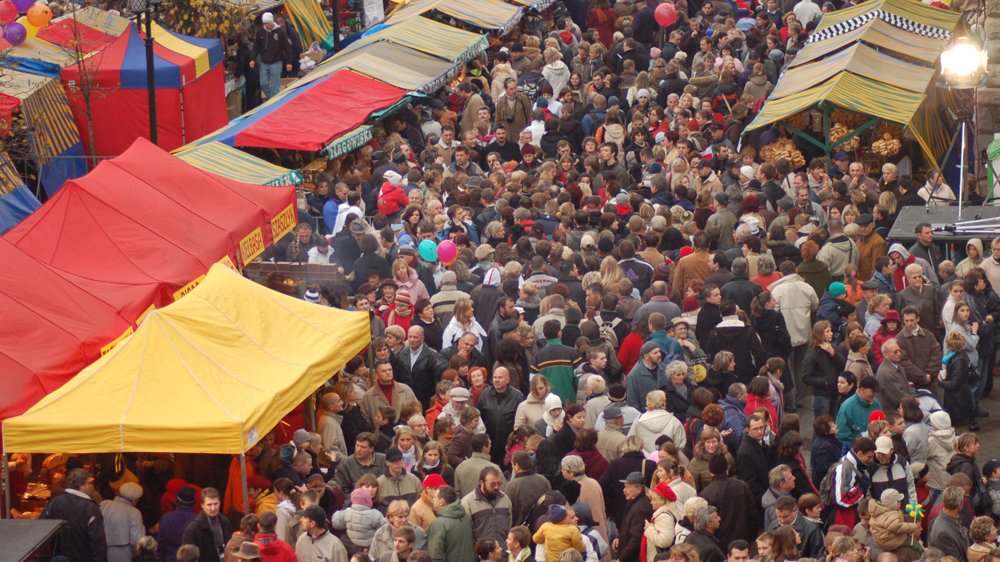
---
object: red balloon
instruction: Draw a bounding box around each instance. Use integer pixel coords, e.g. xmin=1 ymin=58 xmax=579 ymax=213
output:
xmin=0 ymin=1 xmax=17 ymax=24
xmin=655 ymin=2 xmax=677 ymax=27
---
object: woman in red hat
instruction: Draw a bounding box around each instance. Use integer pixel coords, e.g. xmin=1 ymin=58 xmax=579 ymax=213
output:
xmin=641 ymin=481 xmax=680 ymax=562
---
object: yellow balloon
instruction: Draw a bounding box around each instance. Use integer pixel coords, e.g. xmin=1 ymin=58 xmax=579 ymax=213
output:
xmin=16 ymin=16 xmax=37 ymax=40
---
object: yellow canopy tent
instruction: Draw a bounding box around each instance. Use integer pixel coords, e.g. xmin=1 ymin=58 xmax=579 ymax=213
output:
xmin=744 ymin=0 xmax=961 ymax=165
xmin=2 ymin=263 xmax=370 ymax=508
xmin=387 ymin=0 xmax=523 ymax=34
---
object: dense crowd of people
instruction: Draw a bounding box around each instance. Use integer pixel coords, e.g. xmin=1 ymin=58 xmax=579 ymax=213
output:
xmin=9 ymin=0 xmax=994 ymax=561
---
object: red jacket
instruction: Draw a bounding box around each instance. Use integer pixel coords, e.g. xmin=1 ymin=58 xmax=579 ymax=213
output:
xmin=618 ymin=332 xmax=645 ymax=376
xmin=254 ymin=533 xmax=297 ymax=562
xmin=744 ymin=394 xmax=777 ymax=432
xmin=377 ymin=181 xmax=408 ymax=216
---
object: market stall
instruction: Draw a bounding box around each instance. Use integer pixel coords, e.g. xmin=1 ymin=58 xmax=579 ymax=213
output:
xmin=192 ymin=69 xmax=412 ymax=154
xmin=57 ymin=19 xmax=227 ymax=156
xmin=2 ymin=263 xmax=371 ymax=511
xmin=284 ymin=0 xmax=334 ymax=48
xmin=173 ymin=141 xmax=302 ymax=186
xmin=743 ymin=0 xmax=962 ymax=167
xmin=4 ymin=137 xmax=296 ymax=312
xmin=0 ymin=151 xmax=40 ymax=235
xmin=305 ymin=41 xmax=461 ymax=92
xmin=0 ymin=236 xmax=145 ymax=421
xmin=0 ymin=68 xmax=88 ymax=198
xmin=386 ymin=0 xmax=523 ymax=34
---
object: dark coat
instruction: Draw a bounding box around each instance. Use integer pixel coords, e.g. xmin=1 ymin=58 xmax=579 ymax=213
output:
xmin=721 ymin=276 xmax=762 ymax=316
xmin=701 ymin=475 xmax=758 ymax=546
xmin=695 ymin=302 xmax=722 ymax=345
xmin=598 ymin=451 xmax=656 ymax=527
xmin=181 ymin=511 xmax=233 ymax=562
xmin=158 ymin=506 xmax=197 ymax=562
xmin=618 ymin=495 xmax=654 ymax=562
xmin=940 ymin=351 xmax=975 ymax=426
xmin=810 ymin=434 xmax=843 ymax=486
xmin=737 ymin=435 xmax=772 ymax=501
xmin=752 ymin=309 xmax=792 ymax=359
xmin=665 ymin=382 xmax=695 ymax=422
xmin=42 ymin=490 xmax=107 ymax=562
xmin=505 ymin=470 xmax=552 ymax=527
xmin=479 ymin=386 xmax=526 ymax=465
xmin=395 ymin=345 xmax=440 ymax=407
xmin=704 ymin=322 xmax=768 ymax=385
xmin=801 ymin=345 xmax=847 ymax=401
xmin=685 ymin=529 xmax=725 ymax=562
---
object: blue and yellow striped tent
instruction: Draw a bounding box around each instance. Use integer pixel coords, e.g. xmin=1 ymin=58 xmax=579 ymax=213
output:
xmin=0 ymin=150 xmax=40 ymax=235
xmin=745 ymin=0 xmax=962 ymax=164
xmin=0 ymin=68 xmax=88 ymax=198
xmin=173 ymin=142 xmax=302 ymax=186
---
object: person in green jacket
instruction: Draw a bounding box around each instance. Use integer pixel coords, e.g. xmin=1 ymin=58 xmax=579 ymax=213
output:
xmin=427 ymin=486 xmax=475 ymax=562
xmin=835 ymin=376 xmax=883 ymax=445
xmin=531 ymin=320 xmax=582 ymax=405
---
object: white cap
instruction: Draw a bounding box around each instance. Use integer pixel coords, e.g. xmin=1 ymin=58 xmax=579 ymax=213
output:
xmin=740 ymin=165 xmax=755 ymax=179
xmin=875 ymin=435 xmax=893 ymax=455
xmin=262 ymin=12 xmax=275 ymax=23
xmin=383 ymin=170 xmax=403 ymax=186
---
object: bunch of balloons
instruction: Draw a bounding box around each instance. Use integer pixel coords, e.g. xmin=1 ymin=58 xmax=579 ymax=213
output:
xmin=416 ymin=239 xmax=459 ymax=266
xmin=0 ymin=0 xmax=52 ymax=46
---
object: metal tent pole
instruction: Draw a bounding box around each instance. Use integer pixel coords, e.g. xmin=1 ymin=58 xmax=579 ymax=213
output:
xmin=959 ymin=119 xmax=967 ymax=221
xmin=240 ymin=453 xmax=249 ymax=516
xmin=3 ymin=452 xmax=10 ymax=518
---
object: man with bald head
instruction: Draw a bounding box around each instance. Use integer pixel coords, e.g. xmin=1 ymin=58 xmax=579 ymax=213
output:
xmin=317 ymin=391 xmax=347 ymax=467
xmin=478 ymin=366 xmax=525 ymax=465
xmin=400 ymin=325 xmax=440 ymax=407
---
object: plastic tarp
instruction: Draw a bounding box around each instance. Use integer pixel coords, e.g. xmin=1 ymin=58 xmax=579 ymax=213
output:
xmin=5 ymin=137 xmax=297 ymax=300
xmin=2 ymin=264 xmax=372 ymax=454
xmin=744 ymin=0 xmax=960 ymax=165
xmin=304 ymin=41 xmax=459 ymax=92
xmin=284 ymin=0 xmax=334 ymax=48
xmin=59 ymin=22 xmax=227 ymax=155
xmin=173 ymin=141 xmax=302 ymax=186
xmin=219 ymin=69 xmax=408 ymax=152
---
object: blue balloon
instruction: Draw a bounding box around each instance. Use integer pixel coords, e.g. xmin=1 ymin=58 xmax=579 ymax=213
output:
xmin=418 ymin=239 xmax=438 ymax=262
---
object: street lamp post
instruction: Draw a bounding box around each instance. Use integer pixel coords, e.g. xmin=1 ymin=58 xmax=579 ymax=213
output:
xmin=939 ymin=35 xmax=987 ymax=220
xmin=130 ymin=0 xmax=159 ymax=145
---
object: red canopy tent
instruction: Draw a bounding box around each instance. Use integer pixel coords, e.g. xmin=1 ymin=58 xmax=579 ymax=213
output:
xmin=0 ymin=138 xmax=297 ymax=420
xmin=202 ymin=69 xmax=410 ymax=152
xmin=55 ymin=21 xmax=227 ymax=156
xmin=0 ymin=237 xmax=138 ymax=420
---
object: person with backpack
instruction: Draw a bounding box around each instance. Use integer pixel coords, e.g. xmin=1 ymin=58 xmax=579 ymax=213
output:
xmin=822 ymin=436 xmax=876 ymax=529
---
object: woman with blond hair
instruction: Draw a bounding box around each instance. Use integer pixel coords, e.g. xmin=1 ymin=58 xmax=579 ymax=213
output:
xmin=369 ymin=500 xmax=427 ymax=559
xmin=440 ymin=297 xmax=487 ymax=351
xmin=598 ymin=254 xmax=625 ymax=291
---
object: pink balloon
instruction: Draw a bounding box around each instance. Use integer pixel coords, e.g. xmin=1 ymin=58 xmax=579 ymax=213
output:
xmin=0 ymin=1 xmax=17 ymax=24
xmin=655 ymin=2 xmax=677 ymax=27
xmin=438 ymin=240 xmax=457 ymax=265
